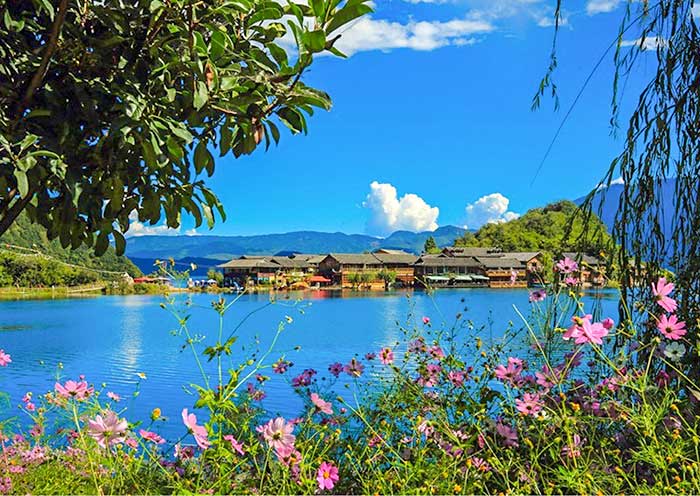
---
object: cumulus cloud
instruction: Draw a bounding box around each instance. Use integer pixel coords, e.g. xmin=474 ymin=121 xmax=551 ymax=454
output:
xmin=334 ymin=17 xmax=492 ymax=55
xmin=586 ymin=0 xmax=624 ymax=15
xmin=620 ymin=36 xmax=667 ymax=50
xmin=464 ymin=193 xmax=520 ymax=229
xmin=363 ymin=181 xmax=439 ymax=236
xmin=125 ymin=212 xmax=198 ymax=238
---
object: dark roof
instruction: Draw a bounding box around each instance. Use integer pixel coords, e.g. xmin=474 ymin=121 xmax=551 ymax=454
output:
xmin=323 ymin=253 xmax=383 ymax=265
xmin=269 ymin=257 xmax=312 ymax=269
xmin=496 ymin=252 xmax=542 ymax=262
xmin=475 ymin=257 xmax=524 ymax=269
xmin=374 ymin=249 xmax=413 ymax=255
xmin=561 ymin=252 xmax=605 ymax=266
xmin=442 ymin=247 xmax=499 ymax=257
xmin=218 ymin=258 xmax=278 ymax=269
xmin=415 ymin=256 xmax=483 ymax=268
xmin=372 ymin=253 xmax=418 ymax=265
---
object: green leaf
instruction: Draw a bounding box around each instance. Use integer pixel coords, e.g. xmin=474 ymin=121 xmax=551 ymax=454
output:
xmin=194 ymin=141 xmax=214 ymax=176
xmin=210 ymin=30 xmax=226 ymax=60
xmin=14 ymin=170 xmax=28 ymax=197
xmin=304 ymin=30 xmax=326 ymax=53
xmin=95 ymin=232 xmax=110 ymax=256
xmin=277 ymin=107 xmax=305 ymax=134
xmin=327 ymin=0 xmax=372 ymax=34
xmin=202 ymin=203 xmax=215 ymax=229
xmin=194 ymin=81 xmax=209 ymax=111
xmin=113 ymin=230 xmax=126 ymax=256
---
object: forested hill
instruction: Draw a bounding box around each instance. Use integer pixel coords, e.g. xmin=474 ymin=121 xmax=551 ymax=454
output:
xmin=0 ymin=213 xmax=141 ymax=278
xmin=453 ymin=201 xmax=613 ymax=254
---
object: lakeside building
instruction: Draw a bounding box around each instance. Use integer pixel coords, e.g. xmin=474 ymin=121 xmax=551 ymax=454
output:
xmin=217 ymin=248 xmax=607 ymax=290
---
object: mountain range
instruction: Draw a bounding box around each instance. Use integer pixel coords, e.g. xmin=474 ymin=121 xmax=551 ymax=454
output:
xmin=125 ymin=225 xmax=468 ymax=275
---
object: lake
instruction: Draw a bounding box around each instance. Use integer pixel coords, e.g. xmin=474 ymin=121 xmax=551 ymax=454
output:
xmin=0 ymin=288 xmax=619 ymax=440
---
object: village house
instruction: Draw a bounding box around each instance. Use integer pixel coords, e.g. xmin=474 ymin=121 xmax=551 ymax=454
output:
xmin=413 ymin=255 xmax=489 ymax=287
xmin=473 ymin=256 xmax=528 ymax=288
xmin=218 ymin=258 xmax=280 ymax=287
xmin=562 ymin=252 xmax=607 ymax=286
xmin=318 ymin=253 xmax=385 ymax=290
xmin=370 ymin=250 xmax=418 ymax=287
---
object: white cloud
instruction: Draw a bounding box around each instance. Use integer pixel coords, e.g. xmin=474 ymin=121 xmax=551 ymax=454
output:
xmin=335 ymin=17 xmax=492 ymax=55
xmin=464 ymin=193 xmax=520 ymax=229
xmin=693 ymin=4 xmax=700 ymax=18
xmin=586 ymin=0 xmax=624 ymax=15
xmin=363 ymin=181 xmax=439 ymax=236
xmin=125 ymin=212 xmax=198 ymax=237
xmin=620 ymin=36 xmax=666 ymax=50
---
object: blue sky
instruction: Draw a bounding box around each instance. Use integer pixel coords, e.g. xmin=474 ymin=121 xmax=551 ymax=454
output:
xmin=129 ymin=0 xmax=661 ymax=238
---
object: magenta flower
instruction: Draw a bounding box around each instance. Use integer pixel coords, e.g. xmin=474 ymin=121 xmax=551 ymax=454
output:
xmin=223 ymin=435 xmax=245 ymax=455
xmin=494 ymin=357 xmax=524 ymax=385
xmin=139 ymin=429 xmax=165 ymax=444
xmin=657 ymin=314 xmax=687 ymax=340
xmin=181 ymin=408 xmax=210 ymax=450
xmin=328 ymin=362 xmax=343 ymax=377
xmin=448 ymin=370 xmax=466 ymax=386
xmin=602 ymin=317 xmax=615 ymax=330
xmin=87 ymin=411 xmax=128 ymax=448
xmin=652 ymin=277 xmax=677 ymax=313
xmin=343 ymin=358 xmax=364 ymax=377
xmin=379 ymin=347 xmax=394 ymax=365
xmin=272 ymin=359 xmax=292 ymax=374
xmin=561 ymin=434 xmax=583 ymax=458
xmin=529 ymin=289 xmax=546 ymax=302
xmin=422 ymin=316 xmax=430 ymax=325
xmin=564 ymin=276 xmax=579 ymax=286
xmin=0 ymin=350 xmax=11 ymax=367
xmin=556 ymin=257 xmax=579 ymax=274
xmin=55 ymin=380 xmax=92 ymax=400
xmin=106 ymin=391 xmax=121 ymax=402
xmin=576 ymin=319 xmax=609 ymax=345
xmin=515 ymin=393 xmax=543 ymax=416
xmin=310 ymin=393 xmax=333 ymax=415
xmin=510 ymin=270 xmax=518 ymax=285
xmin=317 ymin=461 xmax=339 ymax=491
xmin=256 ymin=417 xmax=296 ymax=456
xmin=316 ymin=462 xmax=339 ymax=491
xmin=428 ymin=345 xmax=445 ymax=360
xmin=563 ymin=314 xmax=592 ymax=341
xmin=496 ymin=422 xmax=519 ymax=447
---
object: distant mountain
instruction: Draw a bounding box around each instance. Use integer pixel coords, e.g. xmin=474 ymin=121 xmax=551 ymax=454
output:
xmin=125 ymin=225 xmax=468 ymax=274
xmin=575 ymin=178 xmax=676 ymax=242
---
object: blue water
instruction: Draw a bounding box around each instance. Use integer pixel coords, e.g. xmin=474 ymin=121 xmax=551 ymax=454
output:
xmin=0 ymin=289 xmax=619 ymax=441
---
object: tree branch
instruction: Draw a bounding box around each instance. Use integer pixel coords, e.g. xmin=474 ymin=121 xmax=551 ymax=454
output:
xmin=16 ymin=0 xmax=70 ymax=118
xmin=0 ymin=186 xmax=36 ymax=237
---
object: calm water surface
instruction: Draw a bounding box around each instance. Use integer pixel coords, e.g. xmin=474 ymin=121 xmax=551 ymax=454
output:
xmin=0 ymin=289 xmax=618 ymax=439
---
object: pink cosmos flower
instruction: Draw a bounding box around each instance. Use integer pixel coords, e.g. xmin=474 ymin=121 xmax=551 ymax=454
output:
xmin=652 ymin=277 xmax=677 ymax=313
xmin=87 ymin=411 xmax=128 ymax=448
xmin=510 ymin=270 xmax=518 ymax=285
xmin=602 ymin=317 xmax=615 ymax=330
xmin=561 ymin=434 xmax=583 ymax=458
xmin=563 ymin=314 xmax=592 ymax=341
xmin=343 ymin=358 xmax=364 ymax=377
xmin=496 ymin=422 xmax=519 ymax=448
xmin=0 ymin=350 xmax=11 ymax=367
xmin=657 ymin=314 xmax=687 ymax=340
xmin=379 ymin=347 xmax=394 ymax=365
xmin=494 ymin=357 xmax=524 ymax=385
xmin=317 ymin=461 xmax=339 ymax=491
xmin=575 ymin=319 xmax=609 ymax=345
xmin=55 ymin=380 xmax=92 ymax=400
xmin=106 ymin=391 xmax=121 ymax=402
xmin=310 ymin=393 xmax=333 ymax=415
xmin=428 ymin=345 xmax=445 ymax=360
xmin=515 ymin=393 xmax=543 ymax=416
xmin=422 ymin=316 xmax=430 ymax=325
xmin=470 ymin=456 xmax=491 ymax=472
xmin=328 ymin=362 xmax=343 ymax=377
xmin=174 ymin=444 xmax=194 ymax=460
xmin=555 ymin=257 xmax=579 ymax=274
xmin=139 ymin=429 xmax=165 ymax=444
xmin=223 ymin=435 xmax=245 ymax=455
xmin=181 ymin=408 xmax=210 ymax=450
xmin=529 ymin=289 xmax=546 ymax=303
xmin=564 ymin=276 xmax=579 ymax=286
xmin=256 ymin=417 xmax=296 ymax=456
xmin=447 ymin=370 xmax=466 ymax=386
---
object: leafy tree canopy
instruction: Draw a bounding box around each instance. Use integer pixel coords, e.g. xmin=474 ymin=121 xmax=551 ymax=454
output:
xmin=423 ymin=236 xmax=439 ymax=254
xmin=453 ymin=201 xmax=613 ymax=255
xmin=0 ymin=0 xmax=371 ymax=255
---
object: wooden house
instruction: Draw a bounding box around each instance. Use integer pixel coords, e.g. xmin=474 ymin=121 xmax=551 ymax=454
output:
xmin=561 ymin=252 xmax=607 ymax=287
xmin=371 ymin=251 xmax=418 ymax=287
xmin=474 ymin=256 xmax=528 ymax=288
xmin=318 ymin=253 xmax=385 ymax=289
xmin=413 ymin=255 xmax=489 ymax=287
